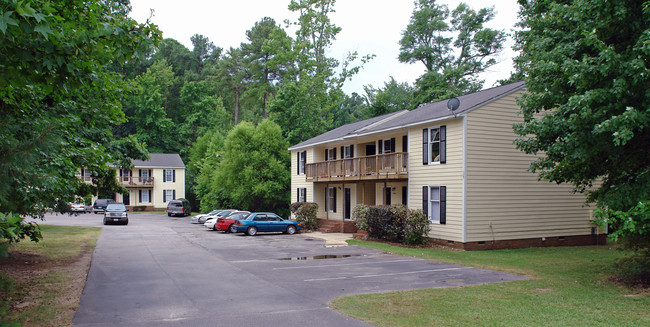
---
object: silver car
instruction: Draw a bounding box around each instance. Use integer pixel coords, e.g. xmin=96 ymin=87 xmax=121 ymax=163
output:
xmin=103 ymin=203 xmax=128 ymax=225
xmin=190 ymin=209 xmax=224 ymax=224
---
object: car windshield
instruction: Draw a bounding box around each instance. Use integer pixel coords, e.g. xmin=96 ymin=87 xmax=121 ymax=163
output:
xmin=95 ymin=200 xmax=108 ymax=205
xmin=106 ymin=204 xmax=126 ymax=212
xmin=217 ymin=210 xmax=232 ymax=217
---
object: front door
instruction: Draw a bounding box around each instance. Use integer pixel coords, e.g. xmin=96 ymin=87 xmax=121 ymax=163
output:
xmin=344 ymin=187 xmax=351 ymax=220
xmin=123 ymin=191 xmax=130 ymax=205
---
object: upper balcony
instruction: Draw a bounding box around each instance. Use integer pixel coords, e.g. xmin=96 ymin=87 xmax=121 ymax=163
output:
xmin=118 ymin=176 xmax=154 ymax=187
xmin=305 ymin=152 xmax=408 ymax=182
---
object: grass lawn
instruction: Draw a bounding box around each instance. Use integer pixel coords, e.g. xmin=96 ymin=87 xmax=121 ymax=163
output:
xmin=0 ymin=225 xmax=101 ymax=326
xmin=331 ymin=240 xmax=649 ymax=327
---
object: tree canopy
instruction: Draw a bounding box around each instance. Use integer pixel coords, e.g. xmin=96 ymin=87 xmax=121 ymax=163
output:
xmin=514 ymin=0 xmax=650 ymax=253
xmin=399 ymin=0 xmax=506 ymax=104
xmin=0 ymin=0 xmax=160 ymax=251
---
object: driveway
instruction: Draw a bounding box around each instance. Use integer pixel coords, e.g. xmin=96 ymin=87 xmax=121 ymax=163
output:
xmin=39 ymin=213 xmax=525 ymax=326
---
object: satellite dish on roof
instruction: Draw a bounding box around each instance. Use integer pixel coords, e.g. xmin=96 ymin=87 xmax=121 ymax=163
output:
xmin=447 ymin=97 xmax=460 ymax=111
xmin=447 ymin=97 xmax=460 ymax=117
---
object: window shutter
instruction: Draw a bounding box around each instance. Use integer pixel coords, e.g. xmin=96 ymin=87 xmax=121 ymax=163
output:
xmin=163 ymin=190 xmax=166 ymax=203
xmin=325 ymin=149 xmax=328 ymax=161
xmin=402 ymin=186 xmax=407 ymax=205
xmin=422 ymin=186 xmax=428 ymax=218
xmin=440 ymin=186 xmax=446 ymax=224
xmin=139 ymin=190 xmax=142 ymax=203
xmin=350 ymin=145 xmax=354 ymax=157
xmin=402 ymin=135 xmax=407 ymax=153
xmin=340 ymin=146 xmax=344 ymax=159
xmin=119 ymin=169 xmax=123 ymax=177
xmin=378 ymin=140 xmax=383 ymax=154
xmin=173 ymin=189 xmax=176 ymax=200
xmin=297 ymin=152 xmax=300 ymax=174
xmin=163 ymin=170 xmax=166 ymax=182
xmin=302 ymin=188 xmax=307 ymax=202
xmin=333 ymin=148 xmax=337 ymax=160
xmin=422 ymin=129 xmax=428 ymax=165
xmin=297 ymin=188 xmax=300 ymax=202
xmin=139 ymin=170 xmax=142 ymax=178
xmin=333 ymin=187 xmax=337 ymax=212
xmin=173 ymin=170 xmax=176 ymax=182
xmin=150 ymin=190 xmax=153 ymax=203
xmin=390 ymin=137 xmax=395 ymax=153
xmin=440 ymin=125 xmax=447 ymax=164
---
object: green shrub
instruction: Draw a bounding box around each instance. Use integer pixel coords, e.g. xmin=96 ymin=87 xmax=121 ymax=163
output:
xmin=293 ymin=202 xmax=319 ymax=231
xmin=353 ymin=205 xmax=430 ymax=245
xmin=352 ymin=204 xmax=370 ymax=231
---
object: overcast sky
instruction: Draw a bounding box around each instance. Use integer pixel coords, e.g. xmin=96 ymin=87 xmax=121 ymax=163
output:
xmin=129 ymin=0 xmax=521 ymax=95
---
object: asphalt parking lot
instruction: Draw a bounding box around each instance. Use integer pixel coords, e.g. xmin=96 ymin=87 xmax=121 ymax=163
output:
xmin=37 ymin=212 xmax=526 ymax=326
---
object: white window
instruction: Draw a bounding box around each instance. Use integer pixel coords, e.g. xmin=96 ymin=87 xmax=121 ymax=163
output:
xmin=429 ymin=127 xmax=441 ymax=163
xmin=429 ymin=186 xmax=440 ymax=223
xmin=343 ymin=145 xmax=353 ymax=158
xmin=327 ymin=148 xmax=336 ymax=161
xmin=327 ymin=187 xmax=336 ymax=212
xmin=383 ymin=138 xmax=393 ymax=154
xmin=298 ymin=151 xmax=306 ymax=175
xmin=121 ymin=169 xmax=131 ymax=183
xmin=140 ymin=189 xmax=150 ymax=203
xmin=164 ymin=169 xmax=174 ymax=182
xmin=163 ymin=189 xmax=174 ymax=202
xmin=297 ymin=188 xmax=307 ymax=202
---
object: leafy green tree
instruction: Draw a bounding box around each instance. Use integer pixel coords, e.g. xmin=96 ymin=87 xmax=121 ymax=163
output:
xmin=180 ymin=80 xmax=230 ymax=143
xmin=215 ymin=120 xmax=290 ymax=216
xmin=330 ymin=92 xmax=366 ymax=128
xmin=218 ymin=47 xmax=248 ymax=125
xmin=190 ymin=34 xmax=221 ymax=75
xmin=399 ymin=0 xmax=506 ymax=104
xmin=189 ymin=129 xmax=227 ymax=212
xmin=0 ymin=0 xmax=160 ymax=249
xmin=129 ymin=59 xmax=178 ymax=152
xmin=241 ymin=17 xmax=293 ymax=118
xmin=270 ymin=0 xmax=372 ymax=145
xmin=363 ymin=77 xmax=416 ymax=118
xmin=513 ymin=0 xmax=650 ymax=254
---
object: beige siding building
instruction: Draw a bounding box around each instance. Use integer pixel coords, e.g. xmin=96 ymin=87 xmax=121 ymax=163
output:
xmin=289 ymin=81 xmax=604 ymax=249
xmin=84 ymin=153 xmax=186 ymax=211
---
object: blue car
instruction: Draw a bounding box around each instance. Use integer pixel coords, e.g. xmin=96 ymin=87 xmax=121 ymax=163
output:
xmin=232 ymin=212 xmax=302 ymax=236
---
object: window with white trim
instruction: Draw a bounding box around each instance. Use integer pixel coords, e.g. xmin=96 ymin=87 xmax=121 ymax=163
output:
xmin=422 ymin=126 xmax=446 ymax=165
xmin=298 ymin=151 xmax=306 ymax=175
xmin=327 ymin=187 xmax=336 ymax=212
xmin=140 ymin=189 xmax=151 ymax=203
xmin=163 ymin=169 xmax=174 ymax=182
xmin=423 ymin=185 xmax=446 ymax=224
xmin=383 ymin=138 xmax=393 ymax=154
xmin=163 ymin=189 xmax=174 ymax=202
xmin=343 ymin=145 xmax=353 ymax=158
xmin=326 ymin=148 xmax=336 ymax=161
xmin=297 ymin=188 xmax=307 ymax=202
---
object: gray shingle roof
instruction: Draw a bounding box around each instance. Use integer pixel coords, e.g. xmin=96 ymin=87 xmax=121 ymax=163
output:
xmin=288 ymin=81 xmax=525 ymax=150
xmin=132 ymin=153 xmax=185 ymax=168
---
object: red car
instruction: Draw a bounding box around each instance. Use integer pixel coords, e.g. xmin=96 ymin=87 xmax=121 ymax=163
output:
xmin=215 ymin=211 xmax=250 ymax=232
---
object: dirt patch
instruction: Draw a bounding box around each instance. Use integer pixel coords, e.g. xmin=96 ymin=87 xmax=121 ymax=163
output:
xmin=0 ymin=247 xmax=94 ymax=326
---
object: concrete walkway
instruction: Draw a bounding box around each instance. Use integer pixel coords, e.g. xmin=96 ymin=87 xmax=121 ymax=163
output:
xmin=304 ymin=232 xmax=354 ymax=247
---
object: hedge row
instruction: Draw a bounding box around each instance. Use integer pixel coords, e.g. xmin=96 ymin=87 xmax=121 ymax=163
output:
xmin=353 ymin=204 xmax=430 ymax=245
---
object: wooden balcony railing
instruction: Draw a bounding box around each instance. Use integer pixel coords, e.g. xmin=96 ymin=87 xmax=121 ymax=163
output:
xmin=118 ymin=176 xmax=154 ymax=187
xmin=305 ymin=152 xmax=408 ymax=182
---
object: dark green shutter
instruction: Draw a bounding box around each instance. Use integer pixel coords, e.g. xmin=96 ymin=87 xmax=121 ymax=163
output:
xmin=422 ymin=186 xmax=428 ymax=218
xmin=390 ymin=137 xmax=395 ymax=153
xmin=402 ymin=135 xmax=407 ymax=152
xmin=378 ymin=140 xmax=383 ymax=154
xmin=440 ymin=125 xmax=446 ymax=164
xmin=440 ymin=186 xmax=446 ymax=224
xmin=422 ymin=129 xmax=428 ymax=165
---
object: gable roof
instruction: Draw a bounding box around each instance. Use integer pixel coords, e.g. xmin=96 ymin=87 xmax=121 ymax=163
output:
xmin=288 ymin=81 xmax=525 ymax=150
xmin=132 ymin=153 xmax=185 ymax=169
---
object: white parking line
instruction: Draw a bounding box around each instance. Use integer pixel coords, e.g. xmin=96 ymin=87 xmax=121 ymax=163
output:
xmin=304 ymin=267 xmax=472 ymax=282
xmin=273 ymin=259 xmax=421 ymax=270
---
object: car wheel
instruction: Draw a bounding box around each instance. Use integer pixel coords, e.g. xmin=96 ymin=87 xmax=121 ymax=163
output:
xmin=102 ymin=218 xmax=107 ymax=225
xmin=246 ymin=226 xmax=257 ymax=236
xmin=228 ymin=224 xmax=237 ymax=233
xmin=286 ymin=225 xmax=297 ymax=235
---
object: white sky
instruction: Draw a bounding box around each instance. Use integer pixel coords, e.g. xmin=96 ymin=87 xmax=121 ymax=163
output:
xmin=129 ymin=0 xmax=521 ymax=95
